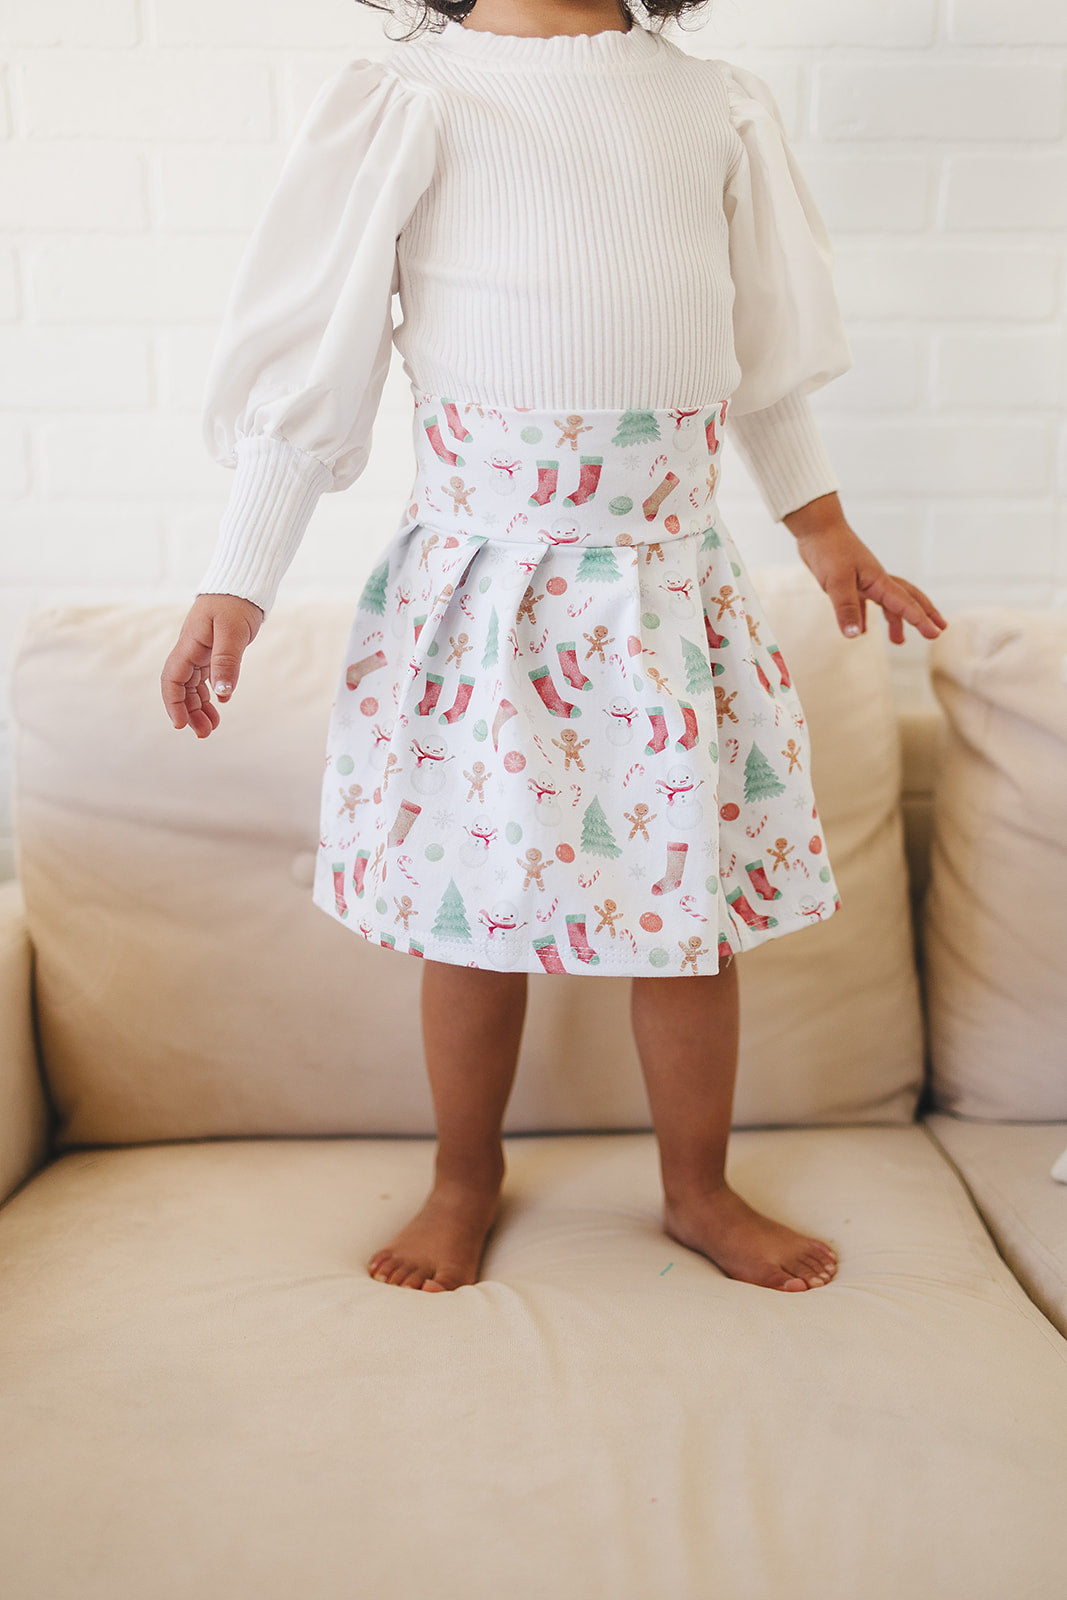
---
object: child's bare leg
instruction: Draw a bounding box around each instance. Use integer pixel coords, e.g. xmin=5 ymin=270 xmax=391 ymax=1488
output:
xmin=631 ymin=962 xmax=839 ymax=1291
xmin=368 ymin=960 xmax=526 ymax=1292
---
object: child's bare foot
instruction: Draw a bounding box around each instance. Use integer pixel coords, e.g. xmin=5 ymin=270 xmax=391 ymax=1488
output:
xmin=663 ymin=1184 xmax=838 ymax=1291
xmin=367 ymin=1173 xmax=504 ymax=1292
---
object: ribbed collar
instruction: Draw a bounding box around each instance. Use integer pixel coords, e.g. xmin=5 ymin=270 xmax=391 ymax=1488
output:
xmin=414 ymin=15 xmax=664 ymax=69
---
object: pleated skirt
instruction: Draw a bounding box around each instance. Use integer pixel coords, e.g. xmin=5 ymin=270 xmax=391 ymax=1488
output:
xmin=310 ymin=388 xmax=842 ymax=975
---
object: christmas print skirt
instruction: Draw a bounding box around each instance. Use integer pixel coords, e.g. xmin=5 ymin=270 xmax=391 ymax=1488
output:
xmin=310 ymin=388 xmax=843 ymax=976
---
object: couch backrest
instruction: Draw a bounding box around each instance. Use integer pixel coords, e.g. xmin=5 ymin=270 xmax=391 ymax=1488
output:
xmin=10 ymin=565 xmax=926 ymax=1147
xmin=922 ymin=608 xmax=1067 ymax=1120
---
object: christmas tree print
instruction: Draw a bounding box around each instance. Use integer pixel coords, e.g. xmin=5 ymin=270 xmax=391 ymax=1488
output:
xmin=580 ymin=795 xmax=621 ymax=859
xmin=577 ymin=546 xmax=621 ymax=583
xmin=611 ymin=411 xmax=661 ymax=448
xmin=743 ymin=742 xmax=786 ymax=804
xmin=681 ymin=636 xmax=715 ymax=695
xmin=358 ymin=558 xmax=388 ymax=615
xmin=431 ymin=877 xmax=472 ymax=942
xmin=483 ymin=606 xmax=499 ymax=669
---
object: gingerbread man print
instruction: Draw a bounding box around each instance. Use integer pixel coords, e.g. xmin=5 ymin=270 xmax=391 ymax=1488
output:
xmin=518 ymin=848 xmax=553 ymax=891
xmin=553 ymin=728 xmax=589 ymax=771
xmin=443 ymin=475 xmax=476 ymax=515
xmin=555 ymin=414 xmax=593 ymax=450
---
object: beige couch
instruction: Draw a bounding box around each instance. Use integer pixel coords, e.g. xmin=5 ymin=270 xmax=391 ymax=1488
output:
xmin=2 ymin=566 xmax=1066 ymax=1600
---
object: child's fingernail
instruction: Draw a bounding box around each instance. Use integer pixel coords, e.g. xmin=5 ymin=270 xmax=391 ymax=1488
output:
xmin=214 ymin=682 xmax=232 ymax=697
xmin=844 ymin=624 xmax=860 ymax=637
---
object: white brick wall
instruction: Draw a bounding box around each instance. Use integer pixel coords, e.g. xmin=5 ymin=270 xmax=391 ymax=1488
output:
xmin=2 ymin=0 xmax=1066 ymax=882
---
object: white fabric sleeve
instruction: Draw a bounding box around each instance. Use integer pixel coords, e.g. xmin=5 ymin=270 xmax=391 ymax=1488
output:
xmin=197 ymin=59 xmax=438 ymax=615
xmin=717 ymin=60 xmax=854 ymax=522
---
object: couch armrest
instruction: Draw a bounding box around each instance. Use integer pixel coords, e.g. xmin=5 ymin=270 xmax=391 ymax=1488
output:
xmin=0 ymin=879 xmax=52 ymax=1207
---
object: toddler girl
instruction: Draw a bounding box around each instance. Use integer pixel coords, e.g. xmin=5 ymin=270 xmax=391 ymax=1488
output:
xmin=162 ymin=0 xmax=947 ymax=1295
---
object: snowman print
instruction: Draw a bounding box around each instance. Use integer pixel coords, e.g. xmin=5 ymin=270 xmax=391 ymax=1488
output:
xmin=367 ymin=722 xmax=393 ymax=771
xmin=656 ymin=765 xmax=704 ymax=830
xmin=410 ymin=734 xmax=452 ymax=797
xmin=671 ymin=412 xmax=704 ymax=457
xmin=662 ymin=570 xmax=696 ymax=620
xmin=460 ymin=813 xmax=498 ymax=869
xmin=488 ymin=453 xmax=524 ymax=494
xmin=528 ymin=772 xmax=563 ymax=827
xmin=478 ymin=901 xmax=527 ymax=968
xmin=604 ymin=700 xmax=638 ymax=748
xmin=390 ymin=583 xmax=412 ymax=639
xmin=541 ymin=516 xmax=582 ymax=548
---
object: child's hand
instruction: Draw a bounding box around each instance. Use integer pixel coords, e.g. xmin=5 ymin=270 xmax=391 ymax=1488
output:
xmin=161 ymin=593 xmax=265 ymax=738
xmin=782 ymin=496 xmax=948 ymax=645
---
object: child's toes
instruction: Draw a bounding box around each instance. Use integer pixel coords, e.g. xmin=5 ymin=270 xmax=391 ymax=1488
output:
xmin=398 ymin=1268 xmax=427 ymax=1289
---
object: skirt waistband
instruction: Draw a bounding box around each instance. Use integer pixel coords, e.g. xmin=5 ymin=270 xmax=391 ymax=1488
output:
xmin=397 ymin=389 xmax=732 ymax=550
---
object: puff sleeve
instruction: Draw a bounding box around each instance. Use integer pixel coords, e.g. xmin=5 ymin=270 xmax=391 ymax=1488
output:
xmin=197 ymin=60 xmax=437 ymax=615
xmin=717 ymin=61 xmax=854 ymax=522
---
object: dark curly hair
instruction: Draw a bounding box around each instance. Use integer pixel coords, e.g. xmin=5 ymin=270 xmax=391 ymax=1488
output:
xmin=356 ymin=0 xmax=714 ymax=47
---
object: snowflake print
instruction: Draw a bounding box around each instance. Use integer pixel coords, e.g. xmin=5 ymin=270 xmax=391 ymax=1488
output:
xmin=433 ymin=808 xmax=456 ymax=828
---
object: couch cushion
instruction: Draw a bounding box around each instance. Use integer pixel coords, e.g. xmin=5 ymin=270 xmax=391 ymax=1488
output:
xmin=923 ymin=1112 xmax=1067 ymax=1339
xmin=922 ymin=609 xmax=1067 ymax=1119
xmin=10 ymin=568 xmax=923 ymax=1146
xmin=0 ymin=1127 xmax=1065 ymax=1599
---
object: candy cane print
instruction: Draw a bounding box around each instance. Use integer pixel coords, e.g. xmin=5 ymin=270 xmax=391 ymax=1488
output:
xmin=566 ymin=594 xmax=595 ymax=619
xmin=679 ymin=896 xmax=708 ymax=922
xmin=622 ymin=762 xmax=645 ymax=788
xmin=536 ymin=895 xmax=560 ymax=924
xmin=726 ymin=737 xmax=739 ymax=765
xmin=577 ymin=869 xmax=601 ymax=889
xmin=745 ymin=813 xmax=769 ymax=838
xmin=396 ymin=854 xmax=420 ymax=886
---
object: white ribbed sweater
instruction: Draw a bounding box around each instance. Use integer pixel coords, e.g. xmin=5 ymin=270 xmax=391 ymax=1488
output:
xmin=198 ymin=17 xmax=854 ymax=615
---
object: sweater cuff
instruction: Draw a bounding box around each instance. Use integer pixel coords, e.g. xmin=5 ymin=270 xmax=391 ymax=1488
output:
xmin=727 ymin=388 xmax=841 ymax=522
xmin=197 ymin=433 xmax=333 ymax=616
